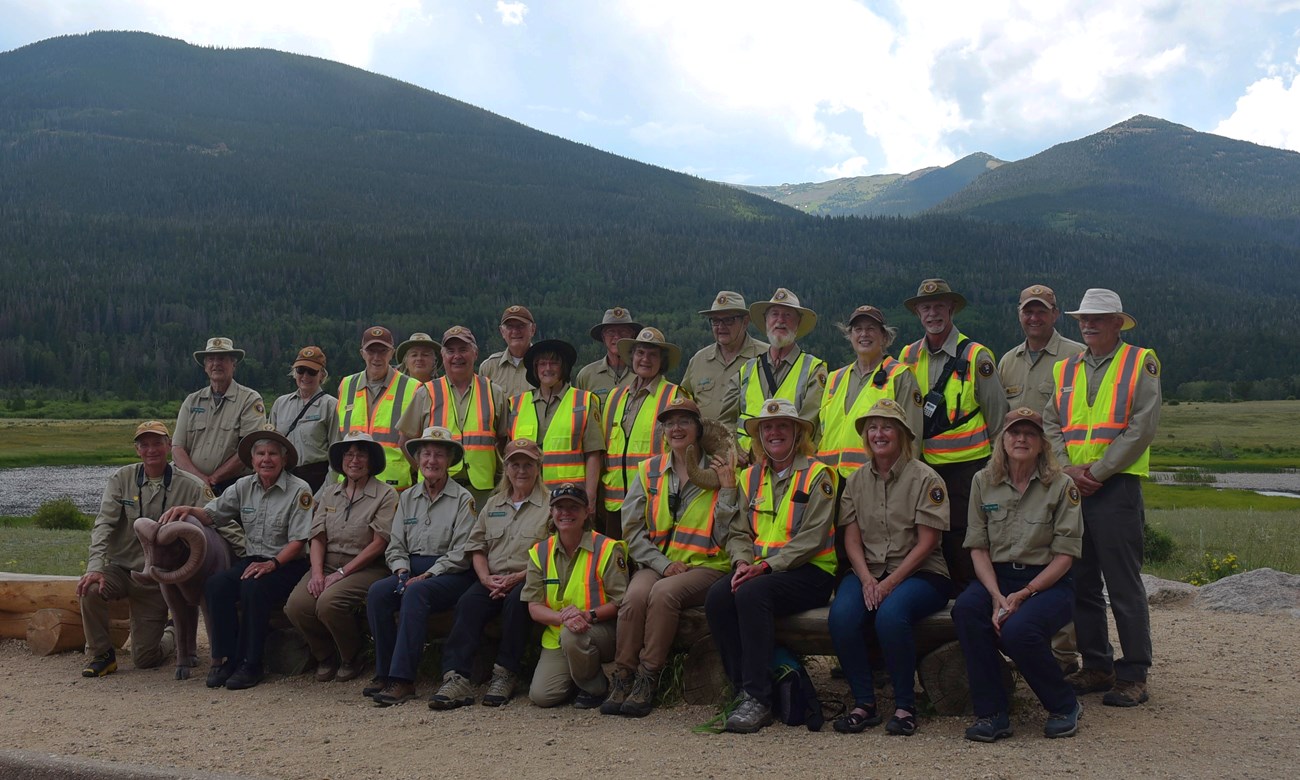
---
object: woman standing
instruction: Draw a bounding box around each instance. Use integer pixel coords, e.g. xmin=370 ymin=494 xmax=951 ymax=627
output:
xmin=397 ymin=332 xmax=441 ymax=383
xmin=270 ymin=346 xmax=339 ymax=493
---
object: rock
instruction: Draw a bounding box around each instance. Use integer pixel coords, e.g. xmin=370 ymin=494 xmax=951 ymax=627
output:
xmin=1195 ymin=568 xmax=1300 ymax=616
xmin=1141 ymin=574 xmax=1198 ymax=606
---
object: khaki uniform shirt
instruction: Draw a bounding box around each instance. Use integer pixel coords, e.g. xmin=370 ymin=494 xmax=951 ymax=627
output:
xmin=720 ymin=455 xmax=834 ymax=572
xmin=396 ymin=377 xmax=511 ymax=441
xmin=270 ymin=391 xmax=340 ymax=466
xmin=87 ymin=464 xmax=232 ymax=572
xmin=174 ymin=380 xmax=266 ymax=476
xmin=839 ymin=457 xmax=950 ymax=580
xmin=464 ymin=484 xmax=550 ymax=574
xmin=385 ymin=479 xmax=476 ymax=576
xmin=1043 ymin=340 xmax=1162 ymax=480
xmin=998 ymin=329 xmax=1085 ymax=415
xmin=521 ymin=531 xmax=629 ymax=605
xmin=479 ymin=350 xmax=533 ymax=398
xmin=720 ymin=345 xmax=827 ymax=434
xmin=574 ymin=357 xmax=634 ymax=409
xmin=965 ymin=468 xmax=1084 ymax=564
xmin=621 ymin=453 xmax=730 ymax=575
xmin=310 ymin=478 xmax=398 ymax=571
xmin=681 ymin=334 xmax=768 ymax=421
xmin=508 ymin=383 xmax=607 ymax=454
xmin=204 ymin=471 xmax=313 ymax=559
xmin=917 ymin=329 xmax=1007 ymax=444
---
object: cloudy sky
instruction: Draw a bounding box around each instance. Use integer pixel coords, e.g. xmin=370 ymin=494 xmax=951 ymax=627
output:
xmin=3 ymin=1 xmax=1299 ymax=184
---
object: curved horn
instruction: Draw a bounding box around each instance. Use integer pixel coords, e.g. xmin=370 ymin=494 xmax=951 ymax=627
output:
xmin=133 ymin=516 xmax=160 ymax=546
xmin=153 ymin=518 xmax=208 ymax=585
xmin=684 ymin=443 xmax=721 ymax=491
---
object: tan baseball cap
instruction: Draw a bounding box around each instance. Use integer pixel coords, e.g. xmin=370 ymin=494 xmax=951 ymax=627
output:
xmin=440 ymin=325 xmax=477 ymax=347
xmin=1019 ymin=284 xmax=1058 ymax=310
xmin=292 ymin=346 xmax=327 ymax=372
xmin=848 ymin=305 xmax=887 ymax=327
xmin=133 ymin=420 xmax=170 ymax=440
xmin=500 ymin=305 xmax=535 ymax=325
xmin=503 ymin=438 xmax=543 ymax=462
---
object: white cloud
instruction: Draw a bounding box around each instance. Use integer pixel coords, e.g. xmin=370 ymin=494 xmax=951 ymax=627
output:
xmin=820 ymin=156 xmax=871 ymax=179
xmin=496 ymin=1 xmax=527 ymax=27
xmin=1213 ymin=57 xmax=1300 ymax=153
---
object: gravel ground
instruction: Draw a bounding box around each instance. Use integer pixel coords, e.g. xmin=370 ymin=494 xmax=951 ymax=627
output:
xmin=0 ymin=466 xmax=118 ymax=516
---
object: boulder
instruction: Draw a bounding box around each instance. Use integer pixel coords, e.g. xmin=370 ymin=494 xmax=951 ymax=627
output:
xmin=1141 ymin=574 xmax=1198 ymax=606
xmin=1195 ymin=568 xmax=1300 ymax=617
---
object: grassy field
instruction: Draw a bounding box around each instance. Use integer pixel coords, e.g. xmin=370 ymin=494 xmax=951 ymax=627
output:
xmin=0 ymin=523 xmax=87 ymax=576
xmin=1152 ymin=399 xmax=1300 ymax=469
xmin=0 ymin=418 xmax=140 ymax=467
xmin=1144 ymin=507 xmax=1299 ymax=582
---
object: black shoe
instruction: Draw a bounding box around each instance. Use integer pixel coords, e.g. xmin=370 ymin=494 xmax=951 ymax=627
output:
xmin=223 ymin=663 xmax=264 ymax=691
xmin=573 ymin=689 xmax=605 ymax=709
xmin=206 ymin=660 xmax=237 ymax=689
xmin=82 ymin=650 xmax=117 ymax=678
xmin=885 ymin=707 xmax=918 ymax=736
xmin=362 ymin=678 xmax=388 ymax=699
xmin=833 ymin=704 xmax=882 ymax=733
xmin=965 ymin=713 xmax=1013 ymax=743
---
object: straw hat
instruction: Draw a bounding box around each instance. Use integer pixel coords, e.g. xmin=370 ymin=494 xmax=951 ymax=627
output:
xmin=750 ymin=288 xmax=817 ymax=339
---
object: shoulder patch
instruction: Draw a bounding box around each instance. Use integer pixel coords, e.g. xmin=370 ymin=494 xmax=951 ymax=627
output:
xmin=1144 ymin=359 xmax=1160 ymax=377
xmin=928 ymin=486 xmax=946 ymax=506
xmin=814 ymin=365 xmax=828 ymax=386
xmin=297 ymin=491 xmax=313 ymax=510
xmin=912 ymin=390 xmax=924 ymax=407
xmin=615 ymin=551 xmax=627 ymax=571
xmin=202 ymin=487 xmax=215 ymax=501
xmin=977 ymin=360 xmax=995 ymax=378
xmin=1067 ymin=484 xmax=1081 ymax=506
xmin=468 ymin=498 xmax=478 ymax=516
xmin=820 ymin=480 xmax=834 ymax=497
xmin=254 ymin=400 xmax=265 ymax=414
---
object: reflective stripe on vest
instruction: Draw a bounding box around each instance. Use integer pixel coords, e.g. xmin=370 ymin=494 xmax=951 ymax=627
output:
xmin=899 ymin=335 xmax=991 ymax=464
xmin=510 ymin=387 xmax=591 ymax=489
xmin=815 ymin=357 xmax=909 ymax=478
xmin=426 ymin=375 xmax=498 ymax=490
xmin=338 ymin=371 xmax=417 ymax=489
xmin=640 ymin=455 xmax=728 ymax=572
xmin=529 ymin=532 xmax=623 ymax=649
xmin=736 ymin=352 xmax=821 ymax=454
xmin=1051 ymin=343 xmax=1152 ymax=477
xmin=743 ymin=461 xmax=836 ymax=576
xmin=602 ymin=377 xmax=680 ymax=510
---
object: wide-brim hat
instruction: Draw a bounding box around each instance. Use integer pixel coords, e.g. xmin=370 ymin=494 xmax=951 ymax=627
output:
xmin=616 ymin=327 xmax=682 ymax=373
xmin=742 ymin=398 xmax=814 ymax=445
xmin=904 ymin=279 xmax=967 ymax=315
xmin=238 ymin=424 xmax=298 ymax=471
xmin=854 ymin=398 xmax=916 ymax=439
xmin=699 ymin=290 xmax=750 ymax=316
xmin=291 ymin=346 xmax=327 ymax=372
xmin=657 ymin=396 xmax=701 ymax=424
xmin=1066 ymin=288 xmax=1137 ymax=330
xmin=193 ymin=337 xmax=245 ymax=366
xmin=396 ymin=332 xmax=443 ymax=364
xmin=328 ymin=432 xmax=387 ymax=477
xmin=589 ymin=307 xmax=642 ymax=341
xmin=1000 ymin=406 xmax=1046 ymax=437
xmin=404 ymin=426 xmax=465 ymax=467
xmin=750 ymin=288 xmax=817 ymax=339
xmin=524 ymin=339 xmax=578 ymax=387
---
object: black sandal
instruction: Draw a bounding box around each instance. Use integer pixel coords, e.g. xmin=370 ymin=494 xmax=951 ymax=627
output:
xmin=834 ymin=703 xmax=882 ymax=733
xmin=886 ymin=707 xmax=918 ymax=736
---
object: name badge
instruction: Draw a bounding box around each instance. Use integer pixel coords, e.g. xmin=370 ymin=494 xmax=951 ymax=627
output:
xmin=403 ymin=517 xmax=419 ymax=525
xmin=981 ymin=503 xmax=1000 ymax=512
xmin=488 ymin=511 xmax=508 ymax=517
xmin=119 ymin=498 xmax=136 ymax=507
xmin=304 ymin=414 xmax=321 ymax=421
xmin=191 ymin=407 xmax=206 ymax=414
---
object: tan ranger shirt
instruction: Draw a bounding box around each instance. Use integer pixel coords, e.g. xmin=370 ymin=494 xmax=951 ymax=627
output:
xmin=720 ymin=345 xmax=827 ymax=438
xmin=681 ymin=334 xmax=768 ymax=421
xmin=87 ymin=464 xmax=233 ymax=572
xmin=574 ymin=357 xmax=634 ymax=409
xmin=965 ymin=468 xmax=1084 ymax=564
xmin=507 ymin=383 xmax=607 ymax=454
xmin=720 ymin=454 xmax=834 ymax=572
xmin=479 ymin=350 xmax=533 ymax=398
xmin=621 ymin=453 xmax=730 ymax=575
xmin=464 ymin=484 xmax=550 ymax=574
xmin=310 ymin=478 xmax=398 ymax=571
xmin=385 ymin=479 xmax=476 ymax=576
xmin=204 ymin=471 xmax=313 ymax=559
xmin=270 ymin=391 xmax=340 ymax=466
xmin=174 ymin=380 xmax=266 ymax=476
xmin=521 ymin=531 xmax=629 ymax=605
xmin=396 ymin=378 xmax=510 ymax=442
xmin=914 ymin=328 xmax=1008 ymax=445
xmin=838 ymin=457 xmax=950 ymax=580
xmin=998 ymin=329 xmax=1085 ymax=415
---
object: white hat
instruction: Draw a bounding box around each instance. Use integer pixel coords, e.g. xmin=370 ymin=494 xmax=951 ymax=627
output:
xmin=1066 ymin=288 xmax=1136 ymax=330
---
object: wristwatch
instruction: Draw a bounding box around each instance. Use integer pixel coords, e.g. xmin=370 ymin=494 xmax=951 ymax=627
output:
xmin=588 ymin=609 xmax=598 ymax=623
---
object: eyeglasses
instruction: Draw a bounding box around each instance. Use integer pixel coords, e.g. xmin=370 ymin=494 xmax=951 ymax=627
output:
xmin=709 ymin=315 xmax=742 ymax=328
xmin=295 ymin=367 xmax=319 ymax=376
xmin=661 ymin=417 xmax=696 ymax=429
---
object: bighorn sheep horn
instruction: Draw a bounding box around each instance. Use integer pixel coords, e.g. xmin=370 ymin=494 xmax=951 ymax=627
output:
xmin=684 ymin=418 xmax=736 ymax=491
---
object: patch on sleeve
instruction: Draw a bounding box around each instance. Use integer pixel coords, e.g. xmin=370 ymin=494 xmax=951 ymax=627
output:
xmin=1145 ymin=358 xmax=1160 ymax=377
xmin=297 ymin=491 xmax=313 ymax=510
xmin=977 ymin=360 xmax=995 ymax=378
xmin=254 ymin=400 xmax=265 ymax=414
xmin=1067 ymin=484 xmax=1081 ymax=506
xmin=820 ymin=479 xmax=834 ymax=497
xmin=615 ymin=552 xmax=627 ymax=571
xmin=814 ymin=365 xmax=828 ymax=387
xmin=928 ymin=486 xmax=946 ymax=506
xmin=202 ymin=487 xmax=215 ymax=501
xmin=468 ymin=498 xmax=478 ymax=516
xmin=912 ymin=390 xmax=924 ymax=407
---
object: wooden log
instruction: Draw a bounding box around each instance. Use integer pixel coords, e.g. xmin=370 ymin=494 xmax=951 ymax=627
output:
xmin=917 ymin=639 xmax=1014 ymax=716
xmin=0 ymin=572 xmax=130 ymax=619
xmin=25 ymin=607 xmax=133 ymax=657
xmin=0 ymin=610 xmax=32 ymax=639
xmin=681 ymin=635 xmax=729 ymax=705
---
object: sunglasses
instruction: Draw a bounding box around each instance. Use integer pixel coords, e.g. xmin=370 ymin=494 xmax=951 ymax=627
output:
xmin=295 ymin=367 xmax=319 ymax=376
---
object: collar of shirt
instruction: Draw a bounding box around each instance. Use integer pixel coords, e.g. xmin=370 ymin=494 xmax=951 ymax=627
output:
xmin=534 ymin=383 xmax=571 ymax=407
xmin=328 ymin=476 xmax=382 ymax=500
xmin=1014 ymin=329 xmax=1068 ymax=359
xmin=487 ymin=482 xmax=548 ymax=511
xmin=413 ymin=478 xmax=468 ymax=507
xmin=998 ymin=466 xmax=1045 ymax=490
xmin=197 ymin=379 xmax=242 ymax=401
xmin=928 ymin=328 xmax=963 ymax=358
xmin=767 ymin=344 xmax=803 ymax=370
xmin=365 ymin=367 xmax=395 ymax=390
xmin=1084 ymin=340 xmax=1124 ymax=368
xmin=552 ymin=529 xmax=598 ymax=559
xmin=495 ymin=350 xmax=525 ymax=367
xmin=252 ymin=470 xmax=294 ymax=495
xmin=868 ymin=457 xmax=904 ymax=482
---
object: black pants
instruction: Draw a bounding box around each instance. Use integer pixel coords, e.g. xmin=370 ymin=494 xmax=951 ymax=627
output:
xmin=206 ymin=556 xmax=310 ymax=667
xmin=442 ymin=580 xmax=533 ymax=677
xmin=930 ymin=457 xmax=987 ymax=595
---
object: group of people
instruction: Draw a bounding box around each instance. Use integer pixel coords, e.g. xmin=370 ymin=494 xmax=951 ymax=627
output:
xmin=76 ymin=278 xmax=1159 ymax=741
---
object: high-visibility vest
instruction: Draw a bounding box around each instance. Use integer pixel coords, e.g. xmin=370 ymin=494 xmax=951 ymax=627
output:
xmin=510 ymin=386 xmax=593 ymax=489
xmin=529 ymin=531 xmax=624 ymax=649
xmin=637 ymin=454 xmax=729 ymax=572
xmin=816 ymin=357 xmax=910 ymax=478
xmin=424 ymin=376 xmax=499 ymax=490
xmin=1051 ymin=343 xmax=1153 ymax=477
xmin=742 ymin=460 xmax=837 ymax=576
xmin=602 ymin=377 xmax=681 ymax=511
xmin=899 ymin=334 xmax=993 ymax=464
xmin=338 ymin=371 xmax=418 ymax=490
xmin=736 ymin=351 xmax=825 ymax=454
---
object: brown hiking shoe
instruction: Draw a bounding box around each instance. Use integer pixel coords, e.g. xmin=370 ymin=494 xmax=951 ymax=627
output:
xmin=621 ymin=666 xmax=659 ymax=718
xmin=1066 ymin=667 xmax=1116 ymax=695
xmin=600 ymin=667 xmax=633 ymax=715
xmin=373 ymin=680 xmax=417 ymax=707
xmin=1102 ymin=679 xmax=1149 ymax=707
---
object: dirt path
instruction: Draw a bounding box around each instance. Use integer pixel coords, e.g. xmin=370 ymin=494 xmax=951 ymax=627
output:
xmin=1 ymin=603 xmax=1295 ymax=779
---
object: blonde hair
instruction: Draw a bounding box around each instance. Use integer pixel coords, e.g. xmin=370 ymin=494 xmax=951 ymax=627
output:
xmin=834 ymin=320 xmax=898 ymax=350
xmin=858 ymin=418 xmax=914 ymax=466
xmin=987 ymin=425 xmax=1061 ymax=484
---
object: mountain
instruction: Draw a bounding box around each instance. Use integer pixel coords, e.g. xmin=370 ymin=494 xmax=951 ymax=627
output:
xmin=736 ymin=153 xmax=1003 ymax=217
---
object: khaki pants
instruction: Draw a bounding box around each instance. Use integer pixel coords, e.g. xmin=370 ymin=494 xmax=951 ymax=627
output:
xmin=284 ymin=564 xmax=387 ymax=664
xmin=614 ymin=567 xmax=724 ymax=673
xmin=528 ymin=622 xmax=616 ymax=707
xmin=79 ymin=564 xmax=170 ymax=667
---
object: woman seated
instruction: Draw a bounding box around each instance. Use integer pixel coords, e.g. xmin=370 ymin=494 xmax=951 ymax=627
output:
xmin=284 ymin=432 xmax=397 ymax=682
xmin=603 ymin=397 xmax=734 ymax=717
xmin=828 ymin=398 xmax=950 ymax=736
xmin=428 ymin=438 xmax=550 ymax=709
xmin=954 ymin=407 xmax=1083 ymax=742
xmin=524 ymin=484 xmax=628 ymax=709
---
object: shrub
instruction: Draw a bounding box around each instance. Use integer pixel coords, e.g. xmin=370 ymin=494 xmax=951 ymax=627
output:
xmin=1185 ymin=552 xmax=1242 ymax=586
xmin=32 ymin=498 xmax=92 ymax=531
xmin=1143 ymin=522 xmax=1176 ymax=564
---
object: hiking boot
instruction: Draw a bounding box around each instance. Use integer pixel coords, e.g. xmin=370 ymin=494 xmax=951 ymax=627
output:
xmin=1045 ymin=699 xmax=1083 ymax=738
xmin=314 ymin=656 xmax=338 ymax=683
xmin=621 ymin=666 xmax=659 ymax=718
xmin=724 ymin=693 xmax=773 ymax=734
xmin=965 ymin=713 xmax=1013 ymax=743
xmin=362 ymin=677 xmax=388 ymax=699
xmin=574 ymin=688 xmax=605 ymax=709
xmin=373 ymin=680 xmax=417 ymax=707
xmin=223 ymin=663 xmax=264 ymax=691
xmin=82 ymin=650 xmax=117 ymax=678
xmin=336 ymin=654 xmax=366 ymax=682
xmin=428 ymin=671 xmax=475 ymax=710
xmin=1102 ymin=679 xmax=1149 ymax=707
xmin=481 ymin=665 xmax=517 ymax=707
xmin=600 ymin=667 xmax=633 ymax=715
xmin=206 ymin=660 xmax=237 ymax=689
xmin=1066 ymin=667 xmax=1116 ymax=695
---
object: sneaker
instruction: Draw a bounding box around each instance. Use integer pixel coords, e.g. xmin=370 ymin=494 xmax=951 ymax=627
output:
xmin=600 ymin=668 xmax=633 ymax=715
xmin=1102 ymin=679 xmax=1149 ymax=708
xmin=724 ymin=693 xmax=773 ymax=734
xmin=314 ymin=657 xmax=338 ymax=683
xmin=82 ymin=650 xmax=117 ymax=678
xmin=965 ymin=713 xmax=1013 ymax=743
xmin=428 ymin=672 xmax=475 ymax=710
xmin=574 ymin=688 xmax=606 ymax=709
xmin=481 ymin=665 xmax=517 ymax=707
xmin=373 ymin=680 xmax=417 ymax=707
xmin=206 ymin=660 xmax=237 ymax=689
xmin=621 ymin=666 xmax=659 ymax=718
xmin=1045 ymin=699 xmax=1082 ymax=738
xmin=223 ymin=663 xmax=264 ymax=691
xmin=1066 ymin=667 xmax=1116 ymax=695
xmin=336 ymin=655 xmax=366 ymax=682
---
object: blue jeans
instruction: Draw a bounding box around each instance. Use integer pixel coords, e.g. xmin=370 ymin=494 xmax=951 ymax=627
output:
xmin=828 ymin=571 xmax=949 ymax=711
xmin=366 ymin=559 xmax=473 ymax=682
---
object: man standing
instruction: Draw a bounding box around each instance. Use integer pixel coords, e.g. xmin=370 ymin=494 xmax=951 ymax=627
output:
xmin=338 ymin=326 xmax=420 ymax=491
xmin=899 ymin=279 xmax=1007 ymax=589
xmin=999 ymin=285 xmax=1085 ymax=415
xmin=574 ymin=307 xmax=641 ymax=408
xmin=479 ymin=304 xmax=537 ymax=398
xmin=173 ymin=337 xmax=266 ymax=495
xmin=1045 ymin=289 xmax=1160 ymax=708
xmin=681 ymin=291 xmax=767 ymax=421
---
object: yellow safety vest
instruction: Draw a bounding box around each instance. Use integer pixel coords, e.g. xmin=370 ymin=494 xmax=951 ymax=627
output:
xmin=743 ymin=461 xmax=837 ymax=576
xmin=816 ymin=357 xmax=910 ymax=478
xmin=424 ymin=376 xmax=499 ymax=491
xmin=638 ymin=454 xmax=729 ymax=572
xmin=602 ymin=377 xmax=681 ymax=511
xmin=338 ymin=371 xmax=418 ymax=490
xmin=529 ymin=531 xmax=624 ymax=649
xmin=899 ymin=334 xmax=993 ymax=464
xmin=736 ymin=351 xmax=826 ymax=455
xmin=1051 ymin=343 xmax=1153 ymax=477
xmin=510 ymin=386 xmax=593 ymax=489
